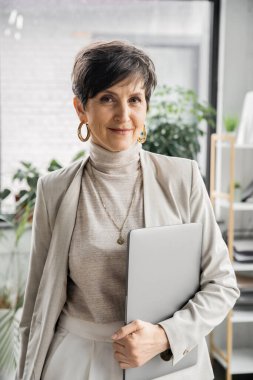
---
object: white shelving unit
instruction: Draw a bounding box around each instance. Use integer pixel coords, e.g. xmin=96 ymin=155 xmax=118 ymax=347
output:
xmin=218 ymin=200 xmax=253 ymax=211
xmin=218 ymin=142 xmax=253 ymax=150
xmin=210 ymin=134 xmax=253 ymax=380
xmin=213 ymin=348 xmax=253 ymax=375
xmin=233 ymin=262 xmax=253 ymax=272
xmin=232 ymin=309 xmax=253 ymax=323
xmin=231 ymin=203 xmax=253 ymax=211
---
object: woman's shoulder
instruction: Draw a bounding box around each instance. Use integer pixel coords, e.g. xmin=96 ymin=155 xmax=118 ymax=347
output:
xmin=39 ymin=158 xmax=85 ymax=192
xmin=142 ymin=149 xmax=195 ymax=173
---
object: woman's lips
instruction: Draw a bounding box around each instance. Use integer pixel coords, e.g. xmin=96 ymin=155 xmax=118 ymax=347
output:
xmin=108 ymin=128 xmax=133 ymax=135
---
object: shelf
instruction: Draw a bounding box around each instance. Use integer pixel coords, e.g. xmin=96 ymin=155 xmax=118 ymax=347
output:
xmin=232 ymin=309 xmax=253 ymax=323
xmin=212 ymin=191 xmax=230 ymax=200
xmin=233 ymin=262 xmax=253 ymax=271
xmin=218 ymin=199 xmax=253 ymax=210
xmin=217 ymin=142 xmax=253 ymax=149
xmin=213 ymin=348 xmax=253 ymax=374
xmin=234 ymin=144 xmax=253 ymax=149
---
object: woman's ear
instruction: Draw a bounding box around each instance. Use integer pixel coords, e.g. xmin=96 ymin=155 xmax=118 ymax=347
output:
xmin=73 ymin=97 xmax=87 ymax=122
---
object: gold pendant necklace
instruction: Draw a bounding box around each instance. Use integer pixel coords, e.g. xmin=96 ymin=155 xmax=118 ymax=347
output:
xmin=117 ymin=235 xmax=125 ymax=245
xmin=89 ymin=159 xmax=141 ymax=245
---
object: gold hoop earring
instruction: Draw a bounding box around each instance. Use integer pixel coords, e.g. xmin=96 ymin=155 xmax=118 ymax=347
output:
xmin=137 ymin=125 xmax=147 ymax=144
xmin=77 ymin=122 xmax=90 ymax=142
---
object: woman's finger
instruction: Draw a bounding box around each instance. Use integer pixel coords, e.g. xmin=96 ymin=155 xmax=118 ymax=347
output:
xmin=111 ymin=319 xmax=144 ymax=340
xmin=119 ymin=362 xmax=131 ymax=369
xmin=114 ymin=351 xmax=128 ymax=362
xmin=113 ymin=340 xmax=125 ymax=350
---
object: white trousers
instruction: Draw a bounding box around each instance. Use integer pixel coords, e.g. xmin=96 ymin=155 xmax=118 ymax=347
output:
xmin=41 ymin=314 xmax=214 ymax=380
xmin=41 ymin=313 xmax=124 ymax=380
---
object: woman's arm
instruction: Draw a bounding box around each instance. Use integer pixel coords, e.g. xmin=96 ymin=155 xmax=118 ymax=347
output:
xmin=17 ymin=177 xmax=52 ymax=379
xmin=157 ymin=160 xmax=240 ymax=365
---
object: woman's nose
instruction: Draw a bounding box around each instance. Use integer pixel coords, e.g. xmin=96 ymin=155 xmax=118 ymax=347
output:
xmin=114 ymin=102 xmax=131 ymax=123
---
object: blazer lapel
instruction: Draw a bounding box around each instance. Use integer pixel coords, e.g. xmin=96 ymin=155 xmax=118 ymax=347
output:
xmin=36 ymin=156 xmax=90 ymax=309
xmin=140 ymin=149 xmax=184 ymax=228
xmin=49 ymin=156 xmax=90 ymax=273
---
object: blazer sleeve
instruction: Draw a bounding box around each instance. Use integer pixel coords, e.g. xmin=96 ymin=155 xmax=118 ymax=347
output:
xmin=158 ymin=160 xmax=240 ymax=366
xmin=16 ymin=177 xmax=52 ymax=379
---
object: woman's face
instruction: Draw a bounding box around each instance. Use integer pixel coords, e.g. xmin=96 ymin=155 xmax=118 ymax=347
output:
xmin=74 ymin=76 xmax=147 ymax=152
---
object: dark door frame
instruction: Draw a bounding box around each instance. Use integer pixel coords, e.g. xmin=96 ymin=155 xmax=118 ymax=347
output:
xmin=207 ymin=0 xmax=220 ymax=192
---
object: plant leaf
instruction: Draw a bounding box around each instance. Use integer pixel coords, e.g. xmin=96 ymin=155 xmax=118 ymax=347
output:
xmin=0 ymin=189 xmax=11 ymax=200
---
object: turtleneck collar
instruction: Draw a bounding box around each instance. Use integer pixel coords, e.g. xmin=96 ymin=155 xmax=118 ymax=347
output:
xmin=88 ymin=140 xmax=142 ymax=174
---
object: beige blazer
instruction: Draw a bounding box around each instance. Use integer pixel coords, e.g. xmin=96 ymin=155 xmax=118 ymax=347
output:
xmin=17 ymin=149 xmax=239 ymax=380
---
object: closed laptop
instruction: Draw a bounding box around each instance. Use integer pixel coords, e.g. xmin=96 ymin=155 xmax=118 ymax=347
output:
xmin=124 ymin=223 xmax=202 ymax=380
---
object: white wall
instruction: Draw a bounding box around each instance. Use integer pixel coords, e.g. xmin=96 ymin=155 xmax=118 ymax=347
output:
xmin=216 ymin=0 xmax=253 ymax=228
xmin=218 ymin=0 xmax=253 ymax=130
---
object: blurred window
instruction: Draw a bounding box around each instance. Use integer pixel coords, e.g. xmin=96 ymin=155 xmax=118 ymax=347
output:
xmin=0 ymin=0 xmax=213 ymax=212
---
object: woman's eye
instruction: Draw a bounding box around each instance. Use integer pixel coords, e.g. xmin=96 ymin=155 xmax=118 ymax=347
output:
xmin=100 ymin=96 xmax=114 ymax=103
xmin=129 ymin=97 xmax=141 ymax=104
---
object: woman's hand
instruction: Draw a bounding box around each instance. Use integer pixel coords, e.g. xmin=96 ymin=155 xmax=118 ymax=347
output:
xmin=111 ymin=320 xmax=170 ymax=369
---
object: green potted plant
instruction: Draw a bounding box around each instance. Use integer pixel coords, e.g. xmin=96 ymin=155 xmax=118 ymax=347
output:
xmin=144 ymin=85 xmax=216 ymax=160
xmin=0 ymin=217 xmax=25 ymax=375
xmin=224 ymin=115 xmax=238 ymax=134
xmin=0 ymin=285 xmax=23 ymax=375
xmin=0 ymin=150 xmax=86 ymax=242
xmin=234 ymin=181 xmax=241 ymax=202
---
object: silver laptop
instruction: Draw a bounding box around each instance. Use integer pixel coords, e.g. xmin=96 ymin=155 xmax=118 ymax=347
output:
xmin=124 ymin=223 xmax=203 ymax=380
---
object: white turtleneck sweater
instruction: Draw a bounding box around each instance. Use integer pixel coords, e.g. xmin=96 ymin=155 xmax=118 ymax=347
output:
xmin=63 ymin=140 xmax=144 ymax=323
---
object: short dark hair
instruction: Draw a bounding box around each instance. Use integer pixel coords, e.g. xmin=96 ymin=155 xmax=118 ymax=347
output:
xmin=71 ymin=40 xmax=157 ymax=109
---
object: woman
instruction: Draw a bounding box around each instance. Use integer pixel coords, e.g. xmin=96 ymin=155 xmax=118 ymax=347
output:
xmin=17 ymin=40 xmax=239 ymax=380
